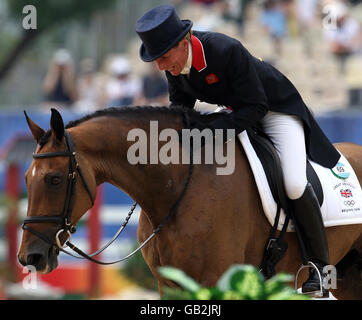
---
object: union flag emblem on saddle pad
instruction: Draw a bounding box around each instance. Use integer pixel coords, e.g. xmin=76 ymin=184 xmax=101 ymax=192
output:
xmin=340 ymin=189 xmax=353 ymax=198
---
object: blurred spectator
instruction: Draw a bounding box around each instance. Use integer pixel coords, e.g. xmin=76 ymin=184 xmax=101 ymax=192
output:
xmin=349 ymin=0 xmax=362 ymax=33
xmin=295 ymin=0 xmax=319 ymax=56
xmin=348 ymin=0 xmax=362 ymax=5
xmin=191 ymin=1 xmax=225 ymax=31
xmin=136 ymin=63 xmax=169 ymax=106
xmin=220 ymin=0 xmax=253 ymax=33
xmin=102 ymin=56 xmax=142 ymax=107
xmin=74 ymin=58 xmax=104 ymax=113
xmin=191 ymin=0 xmax=220 ymax=5
xmin=42 ymin=49 xmax=78 ymax=110
xmin=323 ymin=1 xmax=361 ymax=74
xmin=260 ymin=0 xmax=287 ymax=57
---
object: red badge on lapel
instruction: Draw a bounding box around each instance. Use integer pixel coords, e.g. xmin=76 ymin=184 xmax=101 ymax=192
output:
xmin=205 ymin=73 xmax=219 ymax=85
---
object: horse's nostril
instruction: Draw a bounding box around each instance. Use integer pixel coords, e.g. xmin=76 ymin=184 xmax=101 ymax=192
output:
xmin=26 ymin=253 xmax=44 ymax=268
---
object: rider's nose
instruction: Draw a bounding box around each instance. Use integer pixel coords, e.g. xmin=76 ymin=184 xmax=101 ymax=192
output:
xmin=155 ymin=59 xmax=165 ymax=71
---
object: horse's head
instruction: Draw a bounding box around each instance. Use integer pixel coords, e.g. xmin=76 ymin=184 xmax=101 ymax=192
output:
xmin=18 ymin=109 xmax=96 ymax=273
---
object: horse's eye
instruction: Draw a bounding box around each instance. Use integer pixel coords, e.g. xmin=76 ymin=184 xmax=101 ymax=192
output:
xmin=51 ymin=177 xmax=62 ymax=185
xmin=45 ymin=174 xmax=63 ymax=186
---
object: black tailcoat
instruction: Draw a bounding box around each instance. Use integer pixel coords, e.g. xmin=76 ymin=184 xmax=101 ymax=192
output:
xmin=166 ymin=30 xmax=340 ymax=168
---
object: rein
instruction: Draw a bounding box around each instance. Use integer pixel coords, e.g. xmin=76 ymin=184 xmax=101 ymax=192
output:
xmin=22 ymin=111 xmax=193 ymax=265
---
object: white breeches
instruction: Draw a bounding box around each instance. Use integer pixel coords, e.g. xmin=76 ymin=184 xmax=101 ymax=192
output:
xmin=261 ymin=111 xmax=308 ymax=200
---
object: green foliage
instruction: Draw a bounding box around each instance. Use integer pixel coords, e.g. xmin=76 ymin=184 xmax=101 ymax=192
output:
xmin=156 ymin=266 xmax=201 ymax=292
xmin=122 ymin=242 xmax=158 ymax=291
xmin=158 ymin=264 xmax=311 ymax=300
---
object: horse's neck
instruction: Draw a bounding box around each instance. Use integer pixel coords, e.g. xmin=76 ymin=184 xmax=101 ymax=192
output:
xmin=71 ymin=114 xmax=186 ymax=226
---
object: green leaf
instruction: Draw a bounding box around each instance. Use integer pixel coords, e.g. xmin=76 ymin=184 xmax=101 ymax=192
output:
xmin=193 ymin=288 xmax=213 ymax=300
xmin=217 ymin=265 xmax=265 ymax=300
xmin=191 ymin=287 xmax=224 ymax=300
xmin=161 ymin=287 xmax=193 ymax=300
xmin=158 ymin=266 xmax=201 ymax=292
xmin=284 ymin=294 xmax=311 ymax=300
xmin=264 ymin=273 xmax=294 ymax=296
xmin=159 ymin=265 xmax=311 ymax=301
xmin=267 ymin=287 xmax=310 ymax=300
xmin=208 ymin=287 xmax=225 ymax=300
xmin=221 ymin=290 xmax=245 ymax=300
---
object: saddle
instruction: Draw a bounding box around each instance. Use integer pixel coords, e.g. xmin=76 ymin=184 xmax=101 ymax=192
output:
xmin=239 ymin=126 xmax=362 ymax=280
xmin=245 ymin=127 xmax=323 ymax=279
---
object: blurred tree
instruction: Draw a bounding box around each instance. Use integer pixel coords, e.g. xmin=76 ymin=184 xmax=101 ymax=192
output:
xmin=0 ymin=0 xmax=117 ymax=82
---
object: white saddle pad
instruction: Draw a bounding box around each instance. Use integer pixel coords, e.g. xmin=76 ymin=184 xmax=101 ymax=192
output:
xmin=238 ymin=131 xmax=362 ymax=232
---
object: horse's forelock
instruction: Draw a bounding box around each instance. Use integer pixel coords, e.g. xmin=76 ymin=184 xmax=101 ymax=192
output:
xmin=38 ymin=130 xmax=52 ymax=149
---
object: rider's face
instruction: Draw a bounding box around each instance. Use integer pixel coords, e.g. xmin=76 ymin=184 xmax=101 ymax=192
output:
xmin=155 ymin=39 xmax=189 ymax=76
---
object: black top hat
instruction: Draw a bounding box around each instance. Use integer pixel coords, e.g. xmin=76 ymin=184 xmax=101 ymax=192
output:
xmin=135 ymin=5 xmax=193 ymax=62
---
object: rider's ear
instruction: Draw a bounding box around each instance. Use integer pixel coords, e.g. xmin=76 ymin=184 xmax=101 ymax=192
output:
xmin=24 ymin=111 xmax=45 ymax=143
xmin=50 ymin=108 xmax=65 ymax=142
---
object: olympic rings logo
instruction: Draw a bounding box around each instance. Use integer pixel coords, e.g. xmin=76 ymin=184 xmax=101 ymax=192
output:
xmin=344 ymin=200 xmax=355 ymax=207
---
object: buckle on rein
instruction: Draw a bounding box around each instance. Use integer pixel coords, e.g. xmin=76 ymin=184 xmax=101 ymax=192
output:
xmin=55 ymin=220 xmax=76 ymax=249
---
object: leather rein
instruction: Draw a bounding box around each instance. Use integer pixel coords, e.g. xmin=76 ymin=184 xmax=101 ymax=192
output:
xmin=22 ymin=112 xmax=193 ymax=265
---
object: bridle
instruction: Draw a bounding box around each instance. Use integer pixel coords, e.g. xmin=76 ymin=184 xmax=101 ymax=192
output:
xmin=22 ymin=112 xmax=193 ymax=265
xmin=22 ymin=130 xmax=97 ymax=255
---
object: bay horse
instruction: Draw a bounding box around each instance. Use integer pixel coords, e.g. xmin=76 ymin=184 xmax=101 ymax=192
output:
xmin=18 ymin=107 xmax=362 ymax=299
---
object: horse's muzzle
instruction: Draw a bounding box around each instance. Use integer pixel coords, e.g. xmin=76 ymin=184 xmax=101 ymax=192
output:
xmin=18 ymin=243 xmax=59 ymax=274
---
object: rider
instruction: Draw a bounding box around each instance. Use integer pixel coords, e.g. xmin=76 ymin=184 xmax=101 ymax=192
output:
xmin=135 ymin=4 xmax=340 ymax=296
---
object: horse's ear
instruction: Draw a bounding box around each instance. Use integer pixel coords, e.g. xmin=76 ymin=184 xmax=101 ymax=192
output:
xmin=24 ymin=111 xmax=45 ymax=143
xmin=50 ymin=108 xmax=65 ymax=142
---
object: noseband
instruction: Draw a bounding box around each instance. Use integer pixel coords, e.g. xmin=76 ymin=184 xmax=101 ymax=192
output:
xmin=22 ymin=111 xmax=193 ymax=265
